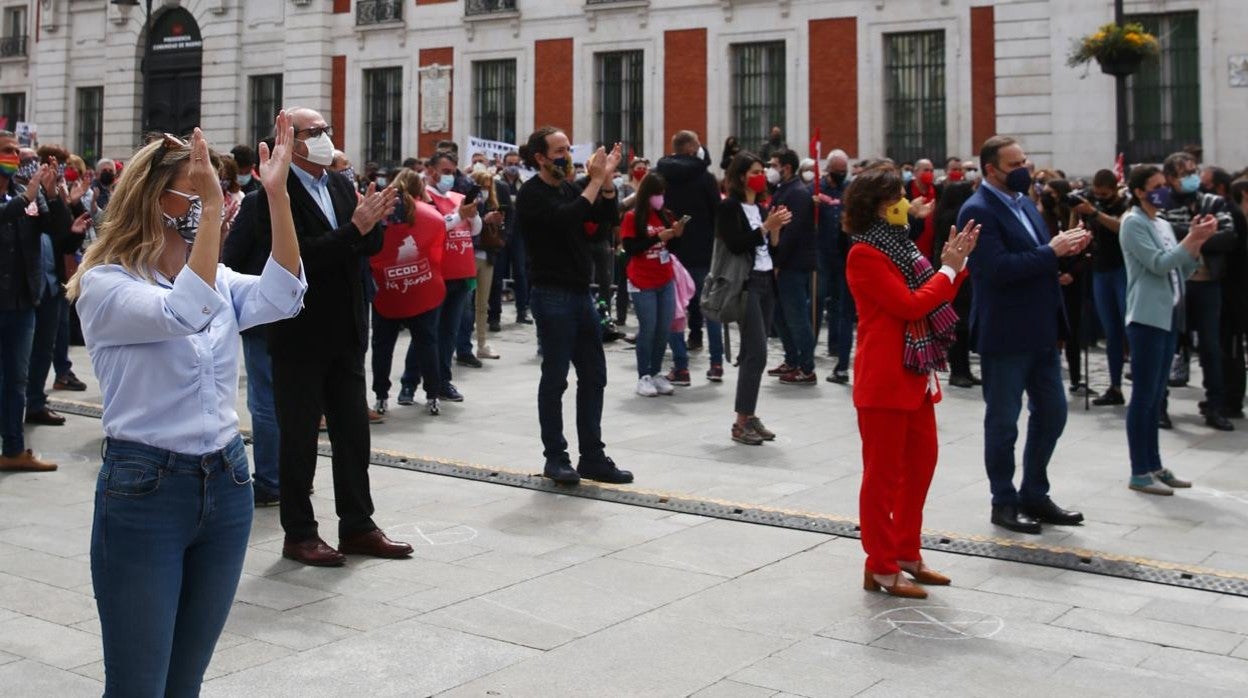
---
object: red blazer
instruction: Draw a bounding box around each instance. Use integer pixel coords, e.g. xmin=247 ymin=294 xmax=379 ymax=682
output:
xmin=846 ymin=244 xmax=967 ymax=411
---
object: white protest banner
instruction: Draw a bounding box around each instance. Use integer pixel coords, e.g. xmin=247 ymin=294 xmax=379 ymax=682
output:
xmin=466 ymin=136 xmax=517 ymax=163
xmin=570 ymin=142 xmax=596 ymax=166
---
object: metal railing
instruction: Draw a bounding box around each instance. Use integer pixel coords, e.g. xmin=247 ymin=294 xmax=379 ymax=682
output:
xmin=357 ymin=0 xmax=402 ymax=25
xmin=465 ymin=0 xmax=517 ymax=16
xmin=0 ymin=35 xmax=27 ymax=58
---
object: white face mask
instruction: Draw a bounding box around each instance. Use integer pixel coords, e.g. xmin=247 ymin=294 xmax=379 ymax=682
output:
xmin=765 ymin=167 xmax=781 ymax=185
xmin=300 ymin=132 xmax=334 ymax=167
xmin=801 ymin=171 xmax=815 ymax=183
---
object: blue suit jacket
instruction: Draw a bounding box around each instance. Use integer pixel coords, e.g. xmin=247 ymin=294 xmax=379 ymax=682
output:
xmin=957 ymin=185 xmax=1063 ymax=356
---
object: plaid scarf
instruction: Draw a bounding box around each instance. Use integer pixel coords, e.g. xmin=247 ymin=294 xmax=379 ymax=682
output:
xmin=854 ymin=220 xmax=959 ymax=375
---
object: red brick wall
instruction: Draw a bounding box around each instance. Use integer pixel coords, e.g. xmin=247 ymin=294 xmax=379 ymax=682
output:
xmin=970 ymin=6 xmax=997 ymax=152
xmin=332 ymin=0 xmax=350 ymax=14
xmin=663 ymin=29 xmax=707 ymax=155
xmin=808 ymin=17 xmax=858 ymax=156
xmin=331 ymin=55 xmax=346 ymax=150
xmin=419 ymin=47 xmax=454 ymax=157
xmin=534 ymin=39 xmax=574 ymax=138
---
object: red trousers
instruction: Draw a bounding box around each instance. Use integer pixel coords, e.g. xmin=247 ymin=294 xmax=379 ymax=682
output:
xmin=856 ymin=396 xmax=939 ymax=575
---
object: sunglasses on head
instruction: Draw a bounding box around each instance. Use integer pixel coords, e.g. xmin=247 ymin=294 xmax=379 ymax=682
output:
xmin=149 ymin=133 xmax=189 ymax=172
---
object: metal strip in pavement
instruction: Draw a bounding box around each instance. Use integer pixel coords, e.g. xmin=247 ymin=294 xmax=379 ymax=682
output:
xmin=50 ymin=398 xmax=1248 ymax=597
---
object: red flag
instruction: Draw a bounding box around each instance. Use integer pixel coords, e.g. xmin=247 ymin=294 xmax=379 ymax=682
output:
xmin=810 ymin=128 xmax=822 ymax=224
xmin=1113 ymin=152 xmax=1125 ymax=183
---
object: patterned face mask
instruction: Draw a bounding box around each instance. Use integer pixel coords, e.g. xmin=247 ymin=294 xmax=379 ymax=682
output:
xmin=162 ymin=189 xmax=203 ymax=243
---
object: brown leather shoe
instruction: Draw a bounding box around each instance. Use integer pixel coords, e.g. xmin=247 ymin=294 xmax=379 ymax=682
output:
xmin=367 ymin=409 xmax=385 ymax=425
xmin=339 ymin=529 xmax=413 ymax=559
xmin=0 ymin=450 xmax=58 ymax=472
xmin=282 ymin=537 xmax=346 ymax=567
xmin=863 ymin=568 xmax=928 ymax=599
xmin=25 ymin=408 xmax=66 ymax=426
xmin=900 ymin=561 xmax=952 ymax=586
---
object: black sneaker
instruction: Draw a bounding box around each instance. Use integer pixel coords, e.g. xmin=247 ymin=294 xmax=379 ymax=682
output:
xmin=488 ymin=320 xmax=501 ymax=333
xmin=457 ymin=354 xmax=484 ymax=369
xmin=543 ymin=457 xmax=580 ymax=485
xmin=1092 ymin=387 xmax=1125 ymax=406
xmin=826 ymin=370 xmax=849 ymax=384
xmin=1206 ymin=414 xmax=1235 ymax=431
xmin=576 ymin=456 xmax=634 ymax=484
xmin=1158 ymin=411 xmax=1173 ymax=430
xmin=440 ymin=384 xmax=464 ymax=402
xmin=254 ymin=488 xmax=280 ymax=508
xmin=517 ymin=314 xmax=534 ymax=325
xmin=397 ymin=385 xmax=416 ymax=406
xmin=686 ymin=334 xmax=703 ymax=351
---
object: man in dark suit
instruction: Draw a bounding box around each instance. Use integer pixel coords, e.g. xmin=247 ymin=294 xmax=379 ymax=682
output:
xmin=957 ymin=135 xmax=1091 ymax=534
xmin=227 ymin=107 xmax=410 ymax=566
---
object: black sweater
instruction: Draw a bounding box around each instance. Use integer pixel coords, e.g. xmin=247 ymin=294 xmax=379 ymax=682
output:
xmin=769 ymin=177 xmax=817 ymax=271
xmin=716 ymin=197 xmax=772 ymax=259
xmin=516 ymin=176 xmax=618 ymax=290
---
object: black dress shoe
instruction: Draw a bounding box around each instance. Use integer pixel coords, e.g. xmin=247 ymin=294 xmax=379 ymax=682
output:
xmin=1158 ymin=412 xmax=1173 ymax=430
xmin=1206 ymin=414 xmax=1235 ymax=431
xmin=1020 ymin=498 xmax=1084 ymax=525
xmin=543 ymin=460 xmax=581 ymax=485
xmin=456 ymin=354 xmax=484 ymax=369
xmin=990 ymin=504 xmax=1042 ymax=534
xmin=949 ymin=374 xmax=975 ymax=388
xmin=577 ymin=456 xmax=634 ymax=484
xmin=25 ymin=408 xmax=66 ymax=426
xmin=516 ymin=314 xmax=533 ymax=325
xmin=488 ymin=320 xmax=501 ymax=333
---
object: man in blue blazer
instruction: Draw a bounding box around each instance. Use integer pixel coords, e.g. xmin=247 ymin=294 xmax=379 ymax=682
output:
xmin=957 ymin=136 xmax=1091 ymax=534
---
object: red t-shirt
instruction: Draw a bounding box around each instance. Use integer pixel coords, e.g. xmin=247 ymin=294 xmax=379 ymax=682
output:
xmin=370 ymin=200 xmax=447 ymax=319
xmin=427 ymin=190 xmax=477 ymax=281
xmin=620 ymin=209 xmax=674 ymax=290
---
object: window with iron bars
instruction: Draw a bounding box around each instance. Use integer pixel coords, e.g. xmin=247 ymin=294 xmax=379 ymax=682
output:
xmin=472 ymin=59 xmax=516 ymax=144
xmin=76 ymin=87 xmax=103 ymax=167
xmin=883 ymin=30 xmax=946 ymax=167
xmin=595 ymin=50 xmax=644 ymax=164
xmin=363 ymin=67 xmax=403 ymax=168
xmin=249 ymin=74 xmax=282 ymax=149
xmin=0 ymin=92 xmax=23 ymax=132
xmin=464 ymin=0 xmax=517 ymax=17
xmin=357 ymin=0 xmax=402 ymax=25
xmin=1126 ymin=11 xmax=1199 ymax=164
xmin=731 ymin=42 xmax=786 ymax=152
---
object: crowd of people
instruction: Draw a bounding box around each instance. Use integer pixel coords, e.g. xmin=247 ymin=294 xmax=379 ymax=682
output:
xmin=2 ymin=110 xmax=1248 ymax=690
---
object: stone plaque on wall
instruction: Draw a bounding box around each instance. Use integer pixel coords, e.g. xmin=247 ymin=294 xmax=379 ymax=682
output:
xmin=420 ymin=64 xmax=452 ymax=133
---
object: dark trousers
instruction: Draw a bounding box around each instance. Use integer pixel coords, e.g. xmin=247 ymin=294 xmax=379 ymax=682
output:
xmin=25 ymin=290 xmax=61 ymax=413
xmin=735 ymin=271 xmax=776 ymax=415
xmin=273 ymin=350 xmax=376 ymax=542
xmin=834 ymin=258 xmax=857 ymax=372
xmin=774 ymin=268 xmax=815 ymax=373
xmin=1060 ymin=281 xmax=1086 ymax=386
xmin=614 ymin=252 xmax=630 ymax=323
xmin=1092 ymin=267 xmax=1128 ymax=388
xmin=488 ymin=226 xmax=528 ymax=323
xmin=0 ymin=307 xmax=35 ymax=457
xmin=980 ymin=348 xmax=1067 ymax=506
xmin=1221 ymin=328 xmax=1246 ymax=415
xmin=815 ymin=243 xmax=841 ymax=352
xmin=437 ymin=278 xmax=473 ymax=391
xmin=1125 ymin=322 xmax=1176 ymax=476
xmin=681 ymin=264 xmax=724 ymax=364
xmin=1186 ymin=280 xmax=1225 ymax=414
xmin=53 ymin=294 xmax=72 ymax=377
xmin=530 ymin=285 xmax=606 ymax=465
xmin=373 ymin=308 xmax=441 ymax=401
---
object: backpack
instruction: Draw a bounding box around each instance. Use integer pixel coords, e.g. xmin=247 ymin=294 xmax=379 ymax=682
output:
xmin=700 ymin=235 xmax=752 ymax=324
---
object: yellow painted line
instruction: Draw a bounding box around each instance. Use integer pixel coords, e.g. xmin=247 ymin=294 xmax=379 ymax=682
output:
xmin=55 ymin=397 xmax=1248 ymax=583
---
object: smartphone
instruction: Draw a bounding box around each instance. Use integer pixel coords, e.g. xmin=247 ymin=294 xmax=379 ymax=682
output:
xmin=1064 ymin=193 xmax=1086 ymax=207
xmin=464 ymin=184 xmax=482 ymax=203
xmin=678 ymin=214 xmax=692 ymax=226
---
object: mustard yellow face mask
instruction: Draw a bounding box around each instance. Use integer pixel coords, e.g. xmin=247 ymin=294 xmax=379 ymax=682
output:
xmin=885 ymin=197 xmax=911 ymax=227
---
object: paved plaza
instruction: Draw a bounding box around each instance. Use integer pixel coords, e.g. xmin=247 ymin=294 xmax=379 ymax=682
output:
xmin=3 ymin=320 xmax=1248 ymax=696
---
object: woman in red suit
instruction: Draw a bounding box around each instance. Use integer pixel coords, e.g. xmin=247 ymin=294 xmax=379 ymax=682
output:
xmin=844 ymin=164 xmax=980 ymax=599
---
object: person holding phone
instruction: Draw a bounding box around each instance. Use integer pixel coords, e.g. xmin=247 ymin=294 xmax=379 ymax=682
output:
xmin=68 ymin=114 xmax=307 ymax=695
xmin=620 ymin=173 xmax=683 ymax=397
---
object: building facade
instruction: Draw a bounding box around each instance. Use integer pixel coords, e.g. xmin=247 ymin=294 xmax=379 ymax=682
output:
xmin=3 ymin=0 xmax=1239 ymax=175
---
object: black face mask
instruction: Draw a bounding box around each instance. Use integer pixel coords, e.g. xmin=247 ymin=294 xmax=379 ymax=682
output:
xmin=98 ymin=170 xmax=115 ymax=186
xmin=830 ymin=172 xmax=847 ymax=186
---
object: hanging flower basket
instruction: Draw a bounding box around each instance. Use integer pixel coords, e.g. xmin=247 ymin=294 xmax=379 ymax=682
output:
xmin=1067 ymin=22 xmax=1159 ymax=78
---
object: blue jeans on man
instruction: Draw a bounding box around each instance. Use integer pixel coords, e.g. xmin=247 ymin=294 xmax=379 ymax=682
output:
xmin=488 ymin=230 xmax=529 ymax=323
xmin=0 ymin=308 xmax=35 ymax=457
xmin=437 ymin=278 xmax=473 ymax=393
xmin=241 ymin=330 xmax=280 ymax=498
xmin=980 ymin=349 xmax=1068 ymax=506
xmin=774 ymin=268 xmax=816 ymax=373
xmin=91 ymin=436 xmax=252 ymax=696
xmin=681 ymin=264 xmax=724 ymax=366
xmin=1092 ymin=267 xmax=1128 ymax=387
xmin=530 ymin=286 xmax=606 ymax=465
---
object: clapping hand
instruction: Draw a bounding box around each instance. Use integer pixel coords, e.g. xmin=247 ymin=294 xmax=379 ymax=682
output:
xmin=69 ymin=212 xmax=91 ymax=235
xmin=187 ymin=129 xmax=224 ymax=212
xmin=1048 ymin=223 xmax=1090 ymax=257
xmin=68 ymin=171 xmax=92 ymax=204
xmin=763 ymin=205 xmax=792 ymax=233
xmin=351 ymin=182 xmax=398 ymax=235
xmin=909 ymin=197 xmax=934 ymax=219
xmin=940 ymin=219 xmax=981 ymax=271
xmin=603 ymin=143 xmax=623 ymax=180
xmin=1188 ymin=214 xmax=1218 ymax=243
xmin=259 ymin=110 xmax=294 ymax=196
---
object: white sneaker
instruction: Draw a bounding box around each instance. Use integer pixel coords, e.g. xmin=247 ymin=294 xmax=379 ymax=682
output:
xmin=651 ymin=374 xmax=675 ymax=395
xmin=636 ymin=375 xmax=658 ymax=397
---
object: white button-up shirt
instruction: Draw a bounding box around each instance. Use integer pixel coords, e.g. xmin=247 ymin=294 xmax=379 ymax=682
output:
xmin=76 ymin=256 xmax=307 ymax=454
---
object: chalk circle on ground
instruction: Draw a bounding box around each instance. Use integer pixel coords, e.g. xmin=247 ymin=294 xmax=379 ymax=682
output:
xmin=385 ymin=521 xmax=479 ymax=546
xmin=872 ymin=606 xmax=1004 ymax=640
xmin=38 ymin=452 xmax=90 ymax=467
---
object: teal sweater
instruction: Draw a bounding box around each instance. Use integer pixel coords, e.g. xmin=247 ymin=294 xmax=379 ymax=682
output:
xmin=1120 ymin=207 xmax=1199 ymax=331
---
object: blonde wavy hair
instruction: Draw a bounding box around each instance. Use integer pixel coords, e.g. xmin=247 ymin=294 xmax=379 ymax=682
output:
xmin=471 ymin=169 xmax=498 ymax=210
xmin=391 ymin=167 xmax=426 ymax=225
xmin=66 ymin=136 xmax=207 ymax=300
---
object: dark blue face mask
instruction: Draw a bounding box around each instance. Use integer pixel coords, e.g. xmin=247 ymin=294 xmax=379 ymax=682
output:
xmin=1005 ymin=166 xmax=1032 ymax=195
xmin=1145 ymin=186 xmax=1174 ymax=210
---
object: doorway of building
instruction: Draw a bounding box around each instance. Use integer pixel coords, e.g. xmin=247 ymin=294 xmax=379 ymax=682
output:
xmin=144 ymin=7 xmax=202 ymax=137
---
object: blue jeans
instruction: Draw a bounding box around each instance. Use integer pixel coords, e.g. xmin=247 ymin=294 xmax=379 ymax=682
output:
xmin=630 ymin=281 xmax=675 ymax=377
xmin=815 ymin=243 xmax=841 ymax=351
xmin=241 ymin=331 xmax=280 ymax=497
xmin=25 ymin=291 xmax=60 ymax=413
xmin=456 ymin=285 xmax=476 ymax=359
xmin=91 ymin=436 xmax=253 ymax=697
xmin=0 ymin=308 xmax=35 ymax=457
xmin=981 ymin=349 xmax=1068 ymax=506
xmin=682 ymin=265 xmax=724 ymax=365
xmin=1125 ymin=322 xmax=1176 ymax=476
xmin=376 ymin=308 xmax=441 ymax=401
xmin=774 ymin=269 xmax=816 ymax=373
xmin=1186 ymin=280 xmax=1225 ymax=413
xmin=437 ymin=278 xmax=473 ymax=391
xmin=54 ymin=293 xmax=72 ymax=377
xmin=1092 ymin=267 xmax=1128 ymax=388
xmin=530 ymin=285 xmax=606 ymax=464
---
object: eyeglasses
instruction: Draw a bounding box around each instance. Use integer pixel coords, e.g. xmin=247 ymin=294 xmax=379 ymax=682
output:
xmin=149 ymin=132 xmax=189 ymax=172
xmin=294 ymin=126 xmax=334 ymax=140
